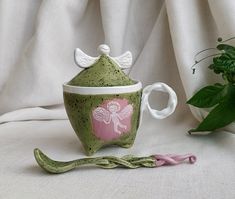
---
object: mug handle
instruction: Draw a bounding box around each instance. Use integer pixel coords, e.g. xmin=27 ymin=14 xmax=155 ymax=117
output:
xmin=141 ymin=82 xmax=177 ymax=120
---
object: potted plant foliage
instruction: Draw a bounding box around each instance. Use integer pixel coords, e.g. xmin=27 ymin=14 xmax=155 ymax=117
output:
xmin=187 ymin=37 xmax=235 ymax=133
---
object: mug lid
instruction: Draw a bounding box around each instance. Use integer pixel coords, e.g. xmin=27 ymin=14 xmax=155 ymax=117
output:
xmin=67 ymin=45 xmax=136 ymax=87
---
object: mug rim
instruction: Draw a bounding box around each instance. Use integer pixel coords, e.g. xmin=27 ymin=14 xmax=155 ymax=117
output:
xmin=63 ymin=81 xmax=142 ymax=95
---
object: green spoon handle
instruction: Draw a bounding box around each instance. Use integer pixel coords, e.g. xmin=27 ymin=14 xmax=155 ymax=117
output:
xmin=34 ymin=148 xmax=156 ymax=174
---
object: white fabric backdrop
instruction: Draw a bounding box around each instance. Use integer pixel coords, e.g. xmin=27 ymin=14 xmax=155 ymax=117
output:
xmin=1 ymin=0 xmax=235 ymax=128
xmin=0 ymin=1 xmax=235 ymax=199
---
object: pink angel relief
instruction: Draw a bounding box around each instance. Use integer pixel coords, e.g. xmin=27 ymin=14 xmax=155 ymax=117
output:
xmin=92 ymin=99 xmax=133 ymax=141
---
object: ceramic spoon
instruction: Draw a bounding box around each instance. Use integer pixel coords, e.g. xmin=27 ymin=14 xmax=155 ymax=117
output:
xmin=34 ymin=148 xmax=196 ymax=174
xmin=34 ymin=148 xmax=119 ymax=174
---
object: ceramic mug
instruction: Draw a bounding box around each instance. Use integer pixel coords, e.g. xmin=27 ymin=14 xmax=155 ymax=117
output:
xmin=63 ymin=81 xmax=177 ymax=155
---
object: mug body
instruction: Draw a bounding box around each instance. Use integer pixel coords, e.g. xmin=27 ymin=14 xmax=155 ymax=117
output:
xmin=63 ymin=82 xmax=142 ymax=155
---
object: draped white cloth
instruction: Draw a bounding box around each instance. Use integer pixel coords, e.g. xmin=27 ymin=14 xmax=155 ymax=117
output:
xmin=1 ymin=0 xmax=235 ymax=128
xmin=1 ymin=1 xmax=235 ymax=198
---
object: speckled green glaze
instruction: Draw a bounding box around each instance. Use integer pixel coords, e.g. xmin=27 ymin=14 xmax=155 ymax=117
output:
xmin=68 ymin=55 xmax=135 ymax=87
xmin=63 ymin=91 xmax=141 ymax=156
xmin=34 ymin=148 xmax=156 ymax=174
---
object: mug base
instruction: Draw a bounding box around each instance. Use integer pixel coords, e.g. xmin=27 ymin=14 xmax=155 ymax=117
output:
xmin=63 ymin=90 xmax=141 ymax=156
xmin=83 ymin=140 xmax=135 ymax=156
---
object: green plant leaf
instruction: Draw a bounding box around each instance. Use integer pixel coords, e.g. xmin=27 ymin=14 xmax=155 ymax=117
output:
xmin=211 ymin=53 xmax=235 ymax=82
xmin=189 ymin=84 xmax=235 ymax=132
xmin=217 ymin=44 xmax=235 ymax=53
xmin=187 ymin=84 xmax=226 ymax=108
xmin=213 ymin=55 xmax=235 ymax=72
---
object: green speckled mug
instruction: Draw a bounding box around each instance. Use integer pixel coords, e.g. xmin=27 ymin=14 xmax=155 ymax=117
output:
xmin=63 ymin=81 xmax=177 ymax=155
xmin=63 ymin=44 xmax=177 ymax=155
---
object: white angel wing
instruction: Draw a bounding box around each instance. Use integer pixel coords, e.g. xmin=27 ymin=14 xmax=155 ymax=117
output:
xmin=92 ymin=107 xmax=110 ymax=123
xmin=112 ymin=51 xmax=132 ymax=69
xmin=74 ymin=48 xmax=98 ymax=68
xmin=118 ymin=104 xmax=133 ymax=120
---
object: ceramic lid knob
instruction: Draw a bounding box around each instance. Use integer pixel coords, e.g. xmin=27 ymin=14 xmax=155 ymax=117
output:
xmin=98 ymin=44 xmax=110 ymax=55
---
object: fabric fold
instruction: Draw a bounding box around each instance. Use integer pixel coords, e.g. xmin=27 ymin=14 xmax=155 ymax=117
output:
xmin=0 ymin=0 xmax=235 ymax=133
